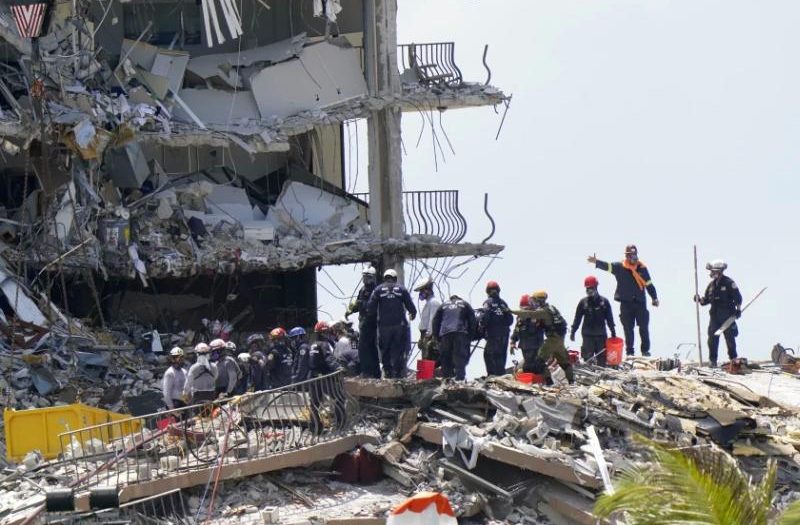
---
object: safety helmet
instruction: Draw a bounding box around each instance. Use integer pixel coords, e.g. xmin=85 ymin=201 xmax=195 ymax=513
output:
xmin=486 ymin=280 xmax=500 ymax=292
xmin=584 ymin=275 xmax=599 ymax=288
xmin=209 ymin=338 xmax=226 ymax=350
xmin=530 ymin=290 xmax=548 ymax=300
xmin=288 ymin=327 xmax=306 ymax=338
xmin=269 ymin=327 xmax=287 ymax=339
xmin=246 ymin=333 xmax=265 ymax=346
xmin=195 ymin=342 xmax=210 ymax=354
xmin=519 ymin=294 xmax=530 ymax=308
xmin=362 ymin=267 xmax=377 ymax=276
xmin=237 ymin=352 xmax=251 ymax=363
xmin=225 ymin=341 xmax=236 ymax=351
xmin=169 ymin=347 xmax=184 ymax=357
xmin=383 ymin=269 xmax=398 ymax=279
xmin=314 ymin=320 xmax=330 ymax=333
xmin=706 ymin=260 xmax=727 ymax=272
xmin=413 ymin=278 xmax=434 ymax=292
xmin=625 ymin=244 xmax=638 ymax=255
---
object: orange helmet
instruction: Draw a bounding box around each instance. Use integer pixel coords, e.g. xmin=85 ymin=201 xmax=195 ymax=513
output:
xmin=314 ymin=321 xmax=330 ymax=333
xmin=269 ymin=327 xmax=286 ymax=339
xmin=519 ymin=294 xmax=530 ymax=308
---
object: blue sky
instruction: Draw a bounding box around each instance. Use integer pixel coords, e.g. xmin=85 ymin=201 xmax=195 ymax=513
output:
xmin=319 ymin=0 xmax=799 ymax=374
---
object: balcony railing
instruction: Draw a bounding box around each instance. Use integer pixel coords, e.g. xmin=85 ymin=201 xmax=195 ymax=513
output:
xmin=352 ymin=190 xmax=468 ymax=244
xmin=398 ymin=42 xmax=463 ymax=87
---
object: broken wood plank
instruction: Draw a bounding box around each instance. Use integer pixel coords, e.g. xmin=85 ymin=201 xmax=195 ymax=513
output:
xmin=344 ymin=378 xmax=406 ymax=399
xmin=415 ymin=423 xmax=603 ymax=489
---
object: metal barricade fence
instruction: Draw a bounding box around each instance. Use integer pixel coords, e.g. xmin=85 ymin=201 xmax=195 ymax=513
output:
xmin=57 ymin=371 xmax=358 ymax=491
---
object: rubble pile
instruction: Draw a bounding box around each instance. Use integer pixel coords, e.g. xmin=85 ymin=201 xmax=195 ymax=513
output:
xmin=0 ymin=361 xmax=797 ymax=524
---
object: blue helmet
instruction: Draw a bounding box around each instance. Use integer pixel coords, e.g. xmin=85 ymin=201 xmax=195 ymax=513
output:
xmin=288 ymin=327 xmax=306 ymax=338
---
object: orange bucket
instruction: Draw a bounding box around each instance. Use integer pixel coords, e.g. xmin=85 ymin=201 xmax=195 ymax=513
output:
xmin=606 ymin=337 xmax=624 ymax=366
xmin=416 ymin=359 xmax=435 ymax=380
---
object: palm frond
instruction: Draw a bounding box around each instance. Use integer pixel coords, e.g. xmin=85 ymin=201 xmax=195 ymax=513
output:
xmin=780 ymin=499 xmax=800 ymax=525
xmin=594 ymin=435 xmax=776 ymax=525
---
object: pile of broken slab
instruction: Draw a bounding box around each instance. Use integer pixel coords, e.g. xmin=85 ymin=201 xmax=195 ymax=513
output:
xmin=0 ymin=363 xmax=798 ymax=524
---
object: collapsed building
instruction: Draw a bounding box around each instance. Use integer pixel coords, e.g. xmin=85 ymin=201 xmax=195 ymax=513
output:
xmin=0 ymin=0 xmax=506 ymax=334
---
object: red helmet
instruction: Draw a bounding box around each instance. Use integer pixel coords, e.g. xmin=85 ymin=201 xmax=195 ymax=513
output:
xmin=269 ymin=327 xmax=286 ymax=339
xmin=486 ymin=280 xmax=500 ymax=292
xmin=314 ymin=321 xmax=330 ymax=333
xmin=519 ymin=294 xmax=530 ymax=308
xmin=584 ymin=275 xmax=598 ymax=288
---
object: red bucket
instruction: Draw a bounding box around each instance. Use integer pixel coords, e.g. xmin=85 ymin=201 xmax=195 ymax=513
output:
xmin=568 ymin=350 xmax=580 ymax=365
xmin=416 ymin=359 xmax=435 ymax=380
xmin=516 ymin=372 xmax=545 ymax=384
xmin=606 ymin=337 xmax=624 ymax=366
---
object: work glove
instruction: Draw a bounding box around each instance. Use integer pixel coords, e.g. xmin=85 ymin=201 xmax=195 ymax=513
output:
xmin=735 ymin=307 xmax=742 ymax=318
xmin=420 ymin=329 xmax=427 ymax=336
xmin=652 ymin=299 xmax=660 ymax=307
xmin=409 ymin=312 xmax=416 ymax=321
xmin=693 ymin=294 xmax=702 ymax=303
xmin=569 ymin=331 xmax=575 ymax=342
xmin=509 ymin=343 xmax=516 ymax=356
xmin=610 ymin=329 xmax=616 ymax=338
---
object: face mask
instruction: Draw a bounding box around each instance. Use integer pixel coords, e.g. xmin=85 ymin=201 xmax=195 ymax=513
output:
xmin=586 ymin=288 xmax=597 ymax=297
xmin=418 ymin=291 xmax=428 ymax=301
xmin=197 ymin=355 xmax=210 ymax=367
xmin=210 ymin=350 xmax=220 ymax=362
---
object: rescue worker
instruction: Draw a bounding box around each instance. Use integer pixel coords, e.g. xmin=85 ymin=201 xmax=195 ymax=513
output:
xmin=346 ymin=266 xmax=380 ymax=378
xmin=210 ymin=339 xmax=240 ymax=398
xmin=570 ymin=276 xmax=616 ymax=366
xmin=511 ymin=294 xmax=546 ymax=374
xmin=162 ymin=347 xmax=187 ymax=410
xmin=367 ymin=269 xmax=417 ymax=379
xmin=331 ymin=321 xmax=360 ymax=375
xmin=480 ymin=281 xmax=514 ymax=376
xmin=293 ymin=321 xmax=345 ymax=434
xmin=289 ymin=327 xmax=311 ymax=383
xmin=183 ymin=342 xmax=218 ymax=404
xmin=431 ymin=294 xmax=476 ymax=381
xmin=694 ymin=260 xmax=743 ymax=368
xmin=414 ymin=278 xmax=442 ymax=364
xmin=246 ymin=333 xmax=267 ymax=361
xmin=233 ymin=353 xmax=252 ymax=395
xmin=265 ymin=328 xmax=293 ymax=387
xmin=588 ymin=245 xmax=659 ymax=357
xmin=515 ymin=291 xmax=574 ymax=384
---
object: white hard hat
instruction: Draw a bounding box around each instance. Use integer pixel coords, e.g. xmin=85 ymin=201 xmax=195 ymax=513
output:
xmin=384 ymin=269 xmax=398 ymax=279
xmin=362 ymin=267 xmax=376 ymax=276
xmin=209 ymin=338 xmax=226 ymax=349
xmin=237 ymin=352 xmax=251 ymax=362
xmin=195 ymin=342 xmax=210 ymax=354
xmin=169 ymin=347 xmax=184 ymax=357
xmin=706 ymin=260 xmax=727 ymax=271
xmin=225 ymin=341 xmax=236 ymax=351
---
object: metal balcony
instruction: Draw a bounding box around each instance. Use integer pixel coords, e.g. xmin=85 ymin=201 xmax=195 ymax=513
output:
xmin=398 ymin=42 xmax=464 ymax=87
xmin=351 ymin=190 xmax=468 ymax=244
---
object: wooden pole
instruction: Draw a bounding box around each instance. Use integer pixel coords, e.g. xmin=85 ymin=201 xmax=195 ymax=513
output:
xmin=693 ymin=245 xmax=704 ymax=366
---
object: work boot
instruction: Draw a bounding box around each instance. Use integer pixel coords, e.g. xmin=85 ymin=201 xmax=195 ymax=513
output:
xmin=626 ymin=350 xmax=634 ymax=357
xmin=710 ymin=361 xmax=718 ymax=369
xmin=641 ymin=351 xmax=651 ymax=357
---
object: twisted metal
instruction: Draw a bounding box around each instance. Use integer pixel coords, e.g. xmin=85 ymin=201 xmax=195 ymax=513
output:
xmin=352 ymin=190 xmax=467 ymax=244
xmin=57 ymin=371 xmax=358 ymax=492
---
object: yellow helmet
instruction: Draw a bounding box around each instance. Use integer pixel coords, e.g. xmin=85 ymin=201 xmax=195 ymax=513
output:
xmin=530 ymin=290 xmax=548 ymax=300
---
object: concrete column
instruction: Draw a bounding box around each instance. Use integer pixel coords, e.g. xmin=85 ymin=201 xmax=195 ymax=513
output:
xmin=364 ymin=0 xmax=405 ymax=282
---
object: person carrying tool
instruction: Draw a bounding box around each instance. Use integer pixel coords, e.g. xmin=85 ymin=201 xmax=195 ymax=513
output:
xmin=162 ymin=347 xmax=187 ymax=410
xmin=570 ymin=276 xmax=616 ymax=366
xmin=694 ymin=260 xmax=742 ymax=368
xmin=414 ymin=278 xmax=442 ymax=365
xmin=367 ymin=269 xmax=417 ymax=379
xmin=480 ymin=281 xmax=514 ymax=376
xmin=183 ymin=342 xmax=218 ymax=404
xmin=347 ymin=266 xmax=380 ymax=378
xmin=431 ymin=294 xmax=476 ymax=381
xmin=588 ymin=244 xmax=658 ymax=356
xmin=514 ymin=291 xmax=574 ymax=384
xmin=511 ymin=294 xmax=546 ymax=374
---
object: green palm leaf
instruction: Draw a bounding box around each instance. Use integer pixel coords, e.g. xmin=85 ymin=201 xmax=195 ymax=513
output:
xmin=594 ymin=435 xmax=776 ymax=525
